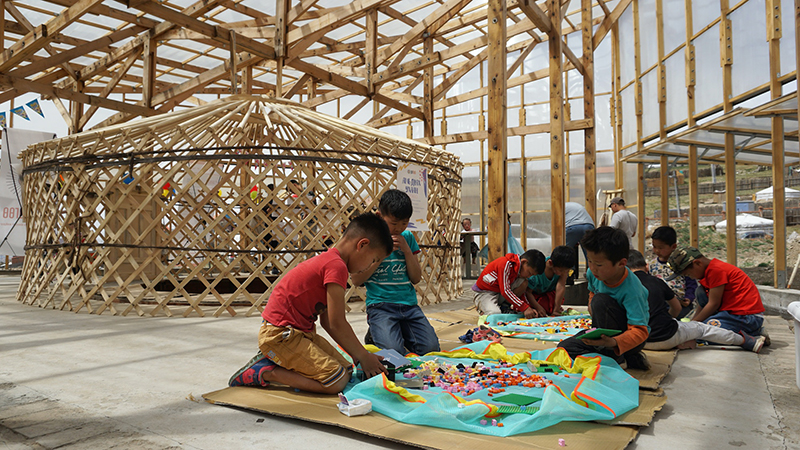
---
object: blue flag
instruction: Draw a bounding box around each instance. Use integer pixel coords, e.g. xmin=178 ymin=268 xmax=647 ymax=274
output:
xmin=10 ymin=106 xmax=29 ymax=121
xmin=25 ymin=99 xmax=44 ymax=117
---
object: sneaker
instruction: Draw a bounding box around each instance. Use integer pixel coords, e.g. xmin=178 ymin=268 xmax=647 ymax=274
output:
xmin=229 ymin=351 xmax=277 ymax=387
xmin=759 ymin=327 xmax=771 ymax=347
xmin=624 ymin=351 xmax=651 ymax=371
xmin=740 ymin=331 xmax=765 ymax=353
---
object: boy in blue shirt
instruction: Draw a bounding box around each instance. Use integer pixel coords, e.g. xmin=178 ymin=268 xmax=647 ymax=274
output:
xmin=557 ymin=226 xmax=651 ymax=370
xmin=351 ymin=189 xmax=440 ymax=356
xmin=525 ymin=245 xmax=574 ymax=316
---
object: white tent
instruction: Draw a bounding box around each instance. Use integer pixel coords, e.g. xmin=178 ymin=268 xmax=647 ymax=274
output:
xmin=754 ymin=186 xmax=800 ymax=201
xmin=716 ymin=214 xmax=774 ymax=238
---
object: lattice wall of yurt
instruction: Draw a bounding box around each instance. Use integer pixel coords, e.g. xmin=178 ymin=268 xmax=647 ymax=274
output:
xmin=17 ymin=96 xmax=463 ymax=317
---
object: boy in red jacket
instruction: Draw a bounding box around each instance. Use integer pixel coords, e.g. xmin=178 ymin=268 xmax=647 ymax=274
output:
xmin=472 ymin=249 xmax=546 ymax=318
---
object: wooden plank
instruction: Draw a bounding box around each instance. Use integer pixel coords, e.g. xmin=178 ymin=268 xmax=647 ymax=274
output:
xmin=418 ymin=119 xmax=594 ymax=145
xmin=79 ymin=50 xmax=140 ymax=130
xmin=549 ymin=0 xmax=565 ymax=247
xmin=142 ymin=32 xmax=156 ymax=108
xmin=582 ymin=0 xmax=596 ymax=221
xmin=365 ymin=8 xmax=378 ymax=94
xmin=769 ymin=2 xmax=785 ymax=287
xmin=423 ymin=36 xmax=434 ymax=139
xmin=685 ymin=0 xmax=698 ymax=246
xmin=593 ymin=0 xmax=632 ymax=50
xmin=688 ymin=145 xmax=699 ymax=247
xmin=660 ymin=155 xmax=669 ymax=225
xmin=487 ymin=0 xmax=507 ymax=261
xmin=720 ymin=0 xmax=736 ymax=265
xmin=0 ymin=0 xmax=104 ymax=72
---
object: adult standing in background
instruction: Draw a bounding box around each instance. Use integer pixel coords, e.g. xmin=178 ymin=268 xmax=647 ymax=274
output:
xmin=609 ymin=197 xmax=637 ymax=247
xmin=564 ymin=202 xmax=595 ymax=284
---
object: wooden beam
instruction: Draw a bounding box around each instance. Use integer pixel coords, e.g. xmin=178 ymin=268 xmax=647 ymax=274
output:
xmin=769 ymin=0 xmax=785 ymax=287
xmin=593 ymin=0 xmax=632 ymax=50
xmin=660 ymin=155 xmax=669 ymax=226
xmin=79 ymin=50 xmax=140 ymax=130
xmin=423 ymin=36 xmax=434 ymax=139
xmin=549 ymin=0 xmax=565 ymax=247
xmin=487 ymin=0 xmax=507 ymax=261
xmin=417 ymin=119 xmax=594 ymax=145
xmin=365 ymin=8 xmax=378 ymax=94
xmin=0 ymin=73 xmax=156 ymax=117
xmin=0 ymin=0 xmax=104 ymax=72
xmin=142 ymin=31 xmax=156 ymax=108
xmin=720 ymin=0 xmax=736 ymax=265
xmin=685 ymin=0 xmax=698 ymax=247
xmin=582 ymin=0 xmax=596 ymax=221
xmin=286 ymin=0 xmax=319 ymax=25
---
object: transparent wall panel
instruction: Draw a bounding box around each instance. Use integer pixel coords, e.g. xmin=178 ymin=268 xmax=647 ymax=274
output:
xmin=508 ymin=136 xmax=522 ymax=160
xmin=525 ymin=103 xmax=550 ymax=127
xmin=663 ymin=0 xmax=687 ymax=53
xmin=596 ymin=151 xmax=616 ymax=221
xmin=567 ymin=30 xmax=583 ymax=58
xmin=525 ymin=158 xmax=551 ymax=211
xmin=524 ymin=78 xmax=550 ymax=104
xmin=595 ymin=32 xmax=613 ymax=93
xmin=641 ymin=70 xmax=659 ymax=137
xmin=568 ymin=130 xmax=585 ymax=153
xmin=639 ymin=0 xmax=658 ymax=71
xmin=526 ymin=212 xmax=553 ymax=256
xmin=569 ymin=98 xmax=585 ymax=121
xmin=569 ymin=153 xmax=586 ymax=202
xmin=448 ymin=141 xmax=481 ymax=164
xmin=412 ymin=121 xmax=423 ymax=139
xmin=781 ymin=0 xmax=797 ymax=76
xmin=694 ymin=29 xmax=723 ymax=113
xmin=523 ymin=45 xmax=550 ymax=76
xmin=665 ymin=52 xmax=688 ymax=127
xmin=446 ymin=114 xmax=479 ymax=134
xmin=596 ymin=94 xmax=614 ymax=148
xmin=508 ymin=86 xmax=522 ymax=108
xmin=508 ymin=108 xmax=520 ymax=128
xmin=692 ymin=0 xmax=720 ymax=35
xmin=730 ymin=1 xmax=769 ymax=98
xmin=621 ymin=85 xmax=636 ymax=146
xmin=623 ymin=162 xmax=640 ymax=250
xmin=619 ymin=7 xmax=636 ymax=85
xmin=524 ymin=133 xmax=550 ymax=158
xmin=568 ymin=71 xmax=584 ymax=99
xmin=508 ymin=162 xmax=522 ymax=214
xmin=461 ymin=165 xmax=481 ymax=215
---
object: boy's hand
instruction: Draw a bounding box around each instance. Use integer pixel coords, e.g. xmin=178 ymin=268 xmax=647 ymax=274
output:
xmin=679 ymin=298 xmax=691 ymax=307
xmin=581 ymin=335 xmax=617 ymax=348
xmin=359 ymin=353 xmax=388 ymax=378
xmin=553 ymin=304 xmax=564 ymax=315
xmin=523 ymin=307 xmax=539 ymax=319
xmin=534 ymin=303 xmax=548 ymax=317
xmin=393 ymin=235 xmax=410 ymax=253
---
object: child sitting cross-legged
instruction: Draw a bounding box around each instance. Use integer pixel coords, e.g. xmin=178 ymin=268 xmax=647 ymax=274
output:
xmin=228 ymin=212 xmax=393 ymax=394
xmin=627 ymin=250 xmax=765 ymax=353
xmin=649 ymin=226 xmax=697 ymax=319
xmin=473 ymin=249 xmax=546 ymax=319
xmin=557 ymin=226 xmax=652 ymax=370
xmin=525 ymin=245 xmax=574 ymax=316
xmin=350 ymin=189 xmax=440 ymax=356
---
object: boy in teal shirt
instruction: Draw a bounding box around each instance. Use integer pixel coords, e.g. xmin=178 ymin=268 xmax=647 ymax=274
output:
xmin=526 ymin=245 xmax=574 ymax=315
xmin=351 ymin=189 xmax=440 ymax=355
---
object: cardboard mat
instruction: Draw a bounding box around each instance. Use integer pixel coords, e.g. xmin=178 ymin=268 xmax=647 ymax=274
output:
xmin=427 ymin=311 xmax=678 ymax=391
xmin=204 ymin=385 xmax=644 ymax=450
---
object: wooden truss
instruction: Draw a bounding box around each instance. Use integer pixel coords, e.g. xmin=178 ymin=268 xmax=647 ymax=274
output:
xmin=17 ymin=96 xmax=463 ymax=316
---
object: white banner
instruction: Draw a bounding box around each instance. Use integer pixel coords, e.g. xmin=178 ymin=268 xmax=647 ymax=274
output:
xmin=395 ymin=162 xmax=429 ymax=232
xmin=0 ymin=128 xmax=56 ymax=255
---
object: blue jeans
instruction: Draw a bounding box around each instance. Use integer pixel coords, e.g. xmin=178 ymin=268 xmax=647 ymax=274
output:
xmin=366 ymin=302 xmax=440 ymax=356
xmin=566 ymin=223 xmax=594 ymax=277
xmin=694 ymin=286 xmax=763 ymax=335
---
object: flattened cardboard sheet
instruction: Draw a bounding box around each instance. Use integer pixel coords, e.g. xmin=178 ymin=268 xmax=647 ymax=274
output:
xmin=204 ymin=386 xmax=640 ymax=450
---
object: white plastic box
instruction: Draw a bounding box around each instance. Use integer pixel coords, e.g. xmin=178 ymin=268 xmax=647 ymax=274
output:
xmin=788 ymin=302 xmax=800 ymax=390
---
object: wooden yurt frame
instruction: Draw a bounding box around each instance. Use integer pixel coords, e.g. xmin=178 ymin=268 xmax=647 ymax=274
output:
xmin=17 ymin=95 xmax=463 ymax=317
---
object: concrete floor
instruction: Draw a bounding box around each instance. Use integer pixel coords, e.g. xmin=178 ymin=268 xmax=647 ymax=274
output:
xmin=1 ymin=274 xmax=799 ymax=449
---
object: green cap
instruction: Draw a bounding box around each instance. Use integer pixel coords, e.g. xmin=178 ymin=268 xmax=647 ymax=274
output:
xmin=666 ymin=246 xmax=703 ymax=281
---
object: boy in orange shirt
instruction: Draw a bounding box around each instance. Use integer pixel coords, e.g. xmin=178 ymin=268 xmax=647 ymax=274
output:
xmin=228 ymin=213 xmax=393 ymax=394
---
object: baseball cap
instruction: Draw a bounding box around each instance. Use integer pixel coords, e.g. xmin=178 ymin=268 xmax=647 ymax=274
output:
xmin=609 ymin=197 xmax=625 ymax=207
xmin=665 ymin=246 xmax=703 ymax=281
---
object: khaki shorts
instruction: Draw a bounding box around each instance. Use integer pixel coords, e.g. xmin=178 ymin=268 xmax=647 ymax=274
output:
xmin=258 ymin=322 xmax=352 ymax=388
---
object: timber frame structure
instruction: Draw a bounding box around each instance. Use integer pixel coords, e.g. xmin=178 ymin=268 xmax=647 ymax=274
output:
xmin=3 ymin=0 xmax=800 ymax=296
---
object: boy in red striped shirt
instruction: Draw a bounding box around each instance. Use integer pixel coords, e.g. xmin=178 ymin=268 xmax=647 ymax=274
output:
xmin=472 ymin=250 xmax=546 ymax=318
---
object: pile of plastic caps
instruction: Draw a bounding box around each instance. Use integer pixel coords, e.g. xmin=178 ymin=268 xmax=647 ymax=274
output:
xmin=496 ymin=317 xmax=593 ymax=333
xmin=403 ymin=358 xmax=555 ymax=396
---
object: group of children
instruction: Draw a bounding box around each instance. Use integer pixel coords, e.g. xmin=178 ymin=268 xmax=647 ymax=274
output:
xmin=227 ymin=188 xmax=768 ymax=393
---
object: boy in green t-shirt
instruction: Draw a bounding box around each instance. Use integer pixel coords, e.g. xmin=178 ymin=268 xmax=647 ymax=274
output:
xmin=351 ymin=189 xmax=440 ymax=355
xmin=525 ymin=245 xmax=574 ymax=316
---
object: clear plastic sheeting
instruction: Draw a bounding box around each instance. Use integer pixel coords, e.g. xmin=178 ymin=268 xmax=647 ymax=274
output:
xmin=665 ymin=53 xmax=688 ymax=128
xmin=694 ymin=29 xmax=723 ymax=114
xmin=730 ymin=1 xmax=770 ymax=98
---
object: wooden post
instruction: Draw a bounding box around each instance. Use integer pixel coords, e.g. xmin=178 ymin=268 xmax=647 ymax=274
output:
xmin=487 ymin=0 xmax=508 ymax=260
xmin=582 ymin=0 xmax=596 ymax=220
xmin=274 ymin=0 xmax=288 ymax=97
xmin=660 ymin=155 xmax=669 ymax=226
xmin=143 ymin=32 xmax=156 ymax=108
xmin=423 ymin=36 xmax=434 ymax=139
xmin=721 ymin=0 xmax=736 ymax=265
xmin=685 ymin=0 xmax=699 ymax=247
xmin=70 ymin=81 xmax=83 ymax=134
xmin=638 ymin=163 xmax=645 ymax=250
xmin=243 ymin=65 xmax=253 ymax=95
xmin=307 ymin=78 xmax=316 ymax=110
xmin=366 ymin=8 xmax=378 ymax=95
xmin=0 ymin=0 xmax=5 ymax=51
xmin=612 ymin=24 xmax=623 ymax=190
xmin=769 ymin=0 xmax=786 ymax=287
xmin=549 ymin=0 xmax=565 ymax=247
xmin=229 ymin=29 xmax=238 ymax=95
